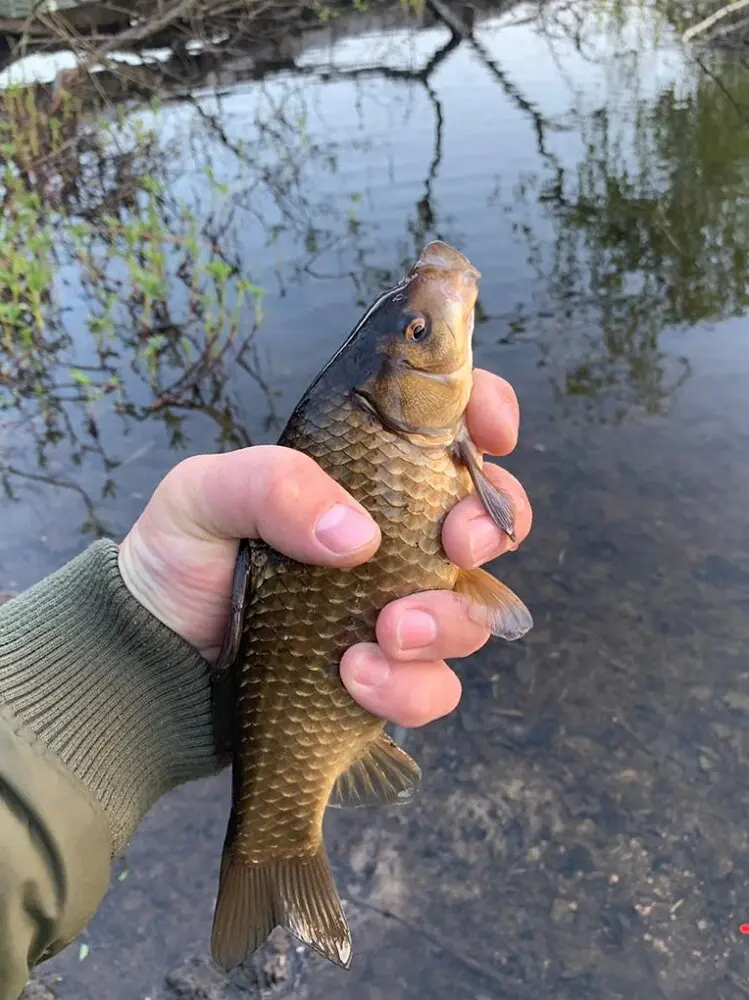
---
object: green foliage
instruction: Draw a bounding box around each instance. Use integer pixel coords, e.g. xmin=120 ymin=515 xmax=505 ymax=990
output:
xmin=0 ymin=83 xmax=263 ymax=468
xmin=313 ymin=0 xmax=423 ymax=23
xmin=507 ymin=6 xmax=749 ymax=421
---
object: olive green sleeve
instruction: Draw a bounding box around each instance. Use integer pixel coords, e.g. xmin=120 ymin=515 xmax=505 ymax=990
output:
xmin=0 ymin=706 xmax=111 ymax=1000
xmin=0 ymin=540 xmax=230 ymax=999
xmin=0 ymin=540 xmax=225 ymax=851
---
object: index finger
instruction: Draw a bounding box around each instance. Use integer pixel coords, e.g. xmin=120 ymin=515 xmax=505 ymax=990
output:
xmin=465 ymin=369 xmax=520 ymax=457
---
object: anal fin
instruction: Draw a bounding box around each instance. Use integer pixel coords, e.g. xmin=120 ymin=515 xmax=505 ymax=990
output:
xmin=211 ymin=841 xmax=352 ymax=971
xmin=454 ymin=567 xmax=533 ymax=641
xmin=329 ymin=733 xmax=421 ymax=808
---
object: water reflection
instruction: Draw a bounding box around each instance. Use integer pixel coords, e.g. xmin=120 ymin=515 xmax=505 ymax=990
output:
xmin=2 ymin=1 xmax=747 ymax=531
xmin=0 ymin=82 xmax=273 ymax=538
xmin=511 ymin=7 xmax=749 ymax=421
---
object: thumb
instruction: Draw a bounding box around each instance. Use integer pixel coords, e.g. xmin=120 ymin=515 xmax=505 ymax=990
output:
xmin=156 ymin=445 xmax=381 ymax=567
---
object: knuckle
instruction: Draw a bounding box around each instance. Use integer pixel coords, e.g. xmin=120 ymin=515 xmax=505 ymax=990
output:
xmin=455 ymin=629 xmax=490 ymax=659
xmin=260 ymin=448 xmax=339 ymax=518
xmin=396 ymin=671 xmax=461 ymax=728
xmin=159 ymin=453 xmax=207 ymax=513
xmin=260 ymin=451 xmax=313 ymax=513
xmin=374 ymin=602 xmax=399 ymax=648
xmin=169 ymin=453 xmax=204 ymax=482
xmin=392 ymin=671 xmax=441 ymax=728
xmin=263 ymin=470 xmax=303 ymax=514
xmin=445 ymin=676 xmax=462 ymax=715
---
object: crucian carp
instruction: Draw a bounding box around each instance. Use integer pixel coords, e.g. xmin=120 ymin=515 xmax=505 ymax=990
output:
xmin=210 ymin=240 xmax=533 ymax=971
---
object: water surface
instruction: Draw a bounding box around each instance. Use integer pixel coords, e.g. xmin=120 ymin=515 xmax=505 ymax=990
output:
xmin=4 ymin=4 xmax=749 ymax=999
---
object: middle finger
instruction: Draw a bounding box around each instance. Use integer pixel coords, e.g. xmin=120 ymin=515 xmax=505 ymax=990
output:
xmin=376 ymin=590 xmax=491 ymax=662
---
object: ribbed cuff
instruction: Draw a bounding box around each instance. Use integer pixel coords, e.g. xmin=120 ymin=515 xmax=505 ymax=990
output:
xmin=0 ymin=540 xmax=224 ymax=853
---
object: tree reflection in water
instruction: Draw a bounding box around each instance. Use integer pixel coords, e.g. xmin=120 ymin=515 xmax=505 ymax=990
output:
xmin=2 ymin=0 xmax=749 ymax=533
xmin=511 ymin=2 xmax=749 ymax=421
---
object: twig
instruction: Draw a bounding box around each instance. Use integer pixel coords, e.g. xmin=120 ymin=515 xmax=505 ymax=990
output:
xmin=710 ymin=13 xmax=749 ymax=41
xmin=694 ymin=52 xmax=749 ymax=123
xmin=3 ymin=463 xmax=109 ymax=536
xmin=425 ymin=0 xmax=473 ymax=38
xmin=426 ymin=0 xmax=564 ymax=171
xmin=682 ymin=0 xmax=749 ymax=43
xmin=344 ymin=893 xmax=534 ymax=997
xmin=78 ymin=0 xmax=196 ymax=59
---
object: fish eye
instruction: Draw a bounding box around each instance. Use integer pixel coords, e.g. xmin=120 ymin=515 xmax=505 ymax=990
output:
xmin=404 ymin=315 xmax=430 ymax=342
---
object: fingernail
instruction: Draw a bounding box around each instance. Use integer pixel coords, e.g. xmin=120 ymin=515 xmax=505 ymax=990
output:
xmin=315 ymin=503 xmax=378 ymax=555
xmin=468 ymin=514 xmax=504 ymax=566
xmin=348 ymin=645 xmax=391 ymax=689
xmin=396 ymin=609 xmax=437 ymax=651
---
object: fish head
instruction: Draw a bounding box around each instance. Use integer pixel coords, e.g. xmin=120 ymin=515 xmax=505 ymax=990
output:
xmin=328 ymin=241 xmax=481 ymax=441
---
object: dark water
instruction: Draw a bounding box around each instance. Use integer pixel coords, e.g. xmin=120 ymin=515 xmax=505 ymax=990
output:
xmin=5 ymin=4 xmax=749 ymax=999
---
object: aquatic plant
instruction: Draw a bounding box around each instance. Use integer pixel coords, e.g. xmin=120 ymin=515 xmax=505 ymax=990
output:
xmin=0 ymin=83 xmax=264 ymax=481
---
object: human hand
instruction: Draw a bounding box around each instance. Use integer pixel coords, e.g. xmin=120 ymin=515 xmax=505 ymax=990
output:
xmin=118 ymin=368 xmax=532 ymax=730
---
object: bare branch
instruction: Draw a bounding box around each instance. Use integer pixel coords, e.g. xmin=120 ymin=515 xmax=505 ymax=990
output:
xmin=682 ymin=0 xmax=749 ymax=44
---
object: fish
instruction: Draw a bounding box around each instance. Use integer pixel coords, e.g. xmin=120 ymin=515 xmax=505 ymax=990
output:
xmin=210 ymin=240 xmax=533 ymax=972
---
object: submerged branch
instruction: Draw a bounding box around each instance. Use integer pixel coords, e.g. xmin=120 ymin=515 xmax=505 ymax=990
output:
xmin=425 ymin=0 xmax=474 ymax=37
xmin=344 ymin=894 xmax=535 ymax=997
xmin=3 ymin=464 xmax=110 ymax=537
xmin=682 ymin=0 xmax=749 ymax=43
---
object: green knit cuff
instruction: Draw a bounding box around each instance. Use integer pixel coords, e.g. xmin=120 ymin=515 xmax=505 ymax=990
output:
xmin=0 ymin=540 xmax=224 ymax=853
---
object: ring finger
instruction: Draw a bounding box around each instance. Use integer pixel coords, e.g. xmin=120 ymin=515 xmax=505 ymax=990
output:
xmin=339 ymin=643 xmax=462 ymax=728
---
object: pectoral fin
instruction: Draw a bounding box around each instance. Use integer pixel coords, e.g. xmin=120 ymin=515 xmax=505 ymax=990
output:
xmin=329 ymin=734 xmax=421 ymax=808
xmin=454 ymin=567 xmax=533 ymax=641
xmin=454 ymin=437 xmax=516 ymax=542
xmin=211 ymin=538 xmax=253 ymax=759
xmin=215 ymin=536 xmax=253 ymax=672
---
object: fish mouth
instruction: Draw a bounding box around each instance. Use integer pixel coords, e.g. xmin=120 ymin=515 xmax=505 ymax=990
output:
xmin=405 ymin=240 xmax=481 ymax=321
xmin=409 ymin=241 xmax=482 ymax=283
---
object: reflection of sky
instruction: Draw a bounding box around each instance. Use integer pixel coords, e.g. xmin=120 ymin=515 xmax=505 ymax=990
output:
xmin=3 ymin=10 xmax=694 ymax=399
xmin=0 ymin=48 xmax=172 ymax=89
xmin=0 ymin=4 xmax=735 ymax=589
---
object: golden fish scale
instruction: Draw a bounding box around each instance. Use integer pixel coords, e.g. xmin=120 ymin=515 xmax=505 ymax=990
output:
xmin=232 ymin=392 xmax=472 ymax=864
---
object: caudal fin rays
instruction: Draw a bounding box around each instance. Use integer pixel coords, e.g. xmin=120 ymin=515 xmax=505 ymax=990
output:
xmin=211 ymin=853 xmax=276 ymax=971
xmin=275 ymin=843 xmax=352 ymax=968
xmin=210 ymin=844 xmax=351 ymax=972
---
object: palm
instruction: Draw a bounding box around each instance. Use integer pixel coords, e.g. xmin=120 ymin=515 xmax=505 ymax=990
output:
xmin=121 ymin=510 xmax=239 ymax=662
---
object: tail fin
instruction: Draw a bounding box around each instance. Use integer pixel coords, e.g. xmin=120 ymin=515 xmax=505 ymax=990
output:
xmin=211 ymin=843 xmax=352 ymax=972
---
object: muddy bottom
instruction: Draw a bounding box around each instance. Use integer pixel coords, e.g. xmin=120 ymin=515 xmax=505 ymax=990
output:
xmin=20 ymin=321 xmax=749 ymax=1000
